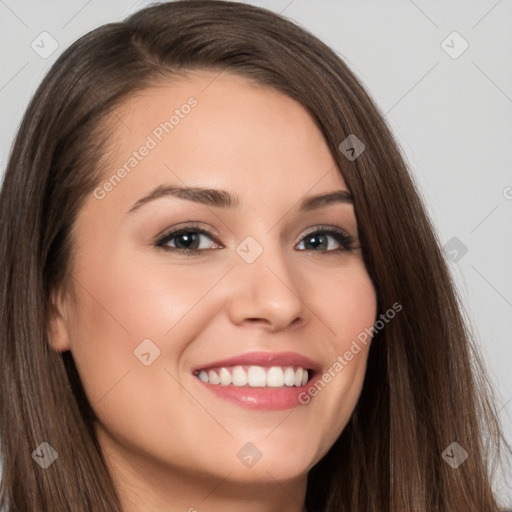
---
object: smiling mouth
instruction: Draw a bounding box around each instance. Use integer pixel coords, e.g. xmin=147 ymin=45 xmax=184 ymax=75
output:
xmin=193 ymin=365 xmax=313 ymax=388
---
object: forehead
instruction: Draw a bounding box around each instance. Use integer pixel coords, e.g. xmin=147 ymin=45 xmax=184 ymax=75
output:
xmin=91 ymin=70 xmax=348 ymax=213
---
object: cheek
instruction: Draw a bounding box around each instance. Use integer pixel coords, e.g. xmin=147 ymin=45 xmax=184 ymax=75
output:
xmin=328 ymin=260 xmax=377 ymax=374
xmin=298 ymin=261 xmax=377 ymax=454
xmin=308 ymin=255 xmax=377 ymax=343
xmin=67 ymin=249 xmax=229 ymax=403
xmin=66 ymin=252 xmax=226 ymax=461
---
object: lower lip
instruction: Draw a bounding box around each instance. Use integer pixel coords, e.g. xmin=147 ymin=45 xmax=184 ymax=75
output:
xmin=194 ymin=374 xmax=319 ymax=411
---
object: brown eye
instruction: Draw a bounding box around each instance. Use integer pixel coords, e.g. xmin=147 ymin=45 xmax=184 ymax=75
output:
xmin=157 ymin=228 xmax=220 ymax=253
xmin=296 ymin=227 xmax=356 ymax=253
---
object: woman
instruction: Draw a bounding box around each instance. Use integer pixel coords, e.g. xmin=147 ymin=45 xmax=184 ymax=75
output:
xmin=0 ymin=1 xmax=509 ymax=510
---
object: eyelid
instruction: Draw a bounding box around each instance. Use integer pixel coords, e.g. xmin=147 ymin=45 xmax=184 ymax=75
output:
xmin=295 ymin=224 xmax=352 ymax=242
xmin=154 ymin=221 xmax=221 ymax=244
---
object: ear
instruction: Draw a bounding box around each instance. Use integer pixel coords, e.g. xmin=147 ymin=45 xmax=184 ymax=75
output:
xmin=47 ymin=286 xmax=72 ymax=352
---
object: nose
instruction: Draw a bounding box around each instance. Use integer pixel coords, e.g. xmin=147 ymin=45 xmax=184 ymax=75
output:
xmin=226 ymin=242 xmax=306 ymax=332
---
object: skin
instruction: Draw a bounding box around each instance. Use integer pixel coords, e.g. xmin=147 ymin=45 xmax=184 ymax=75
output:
xmin=48 ymin=71 xmax=377 ymax=512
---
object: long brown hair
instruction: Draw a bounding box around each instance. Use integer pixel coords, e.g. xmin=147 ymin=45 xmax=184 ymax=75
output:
xmin=0 ymin=1 xmax=509 ymax=510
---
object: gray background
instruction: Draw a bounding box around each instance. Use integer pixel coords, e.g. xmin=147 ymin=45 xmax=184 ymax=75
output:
xmin=1 ymin=0 xmax=511 ymax=505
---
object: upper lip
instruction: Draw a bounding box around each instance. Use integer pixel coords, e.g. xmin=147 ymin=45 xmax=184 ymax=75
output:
xmin=192 ymin=351 xmax=321 ymax=373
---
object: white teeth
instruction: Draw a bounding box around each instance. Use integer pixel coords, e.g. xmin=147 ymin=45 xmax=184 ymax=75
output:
xmin=208 ymin=370 xmax=220 ymax=385
xmin=248 ymin=366 xmax=267 ymax=387
xmin=267 ymin=367 xmax=284 ymax=387
xmin=196 ymin=365 xmax=310 ymax=388
xmin=294 ymin=367 xmax=303 ymax=387
xmin=219 ymin=367 xmax=232 ymax=386
xmin=232 ymin=366 xmax=248 ymax=386
xmin=284 ymin=367 xmax=296 ymax=386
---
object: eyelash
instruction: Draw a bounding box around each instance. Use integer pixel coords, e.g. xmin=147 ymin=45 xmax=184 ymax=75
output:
xmin=155 ymin=222 xmax=357 ymax=255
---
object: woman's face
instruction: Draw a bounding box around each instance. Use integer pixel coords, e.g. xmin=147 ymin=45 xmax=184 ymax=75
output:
xmin=49 ymin=71 xmax=377 ymax=495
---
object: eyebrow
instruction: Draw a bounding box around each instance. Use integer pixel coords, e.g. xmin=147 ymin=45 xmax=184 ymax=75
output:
xmin=128 ymin=185 xmax=353 ymax=214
